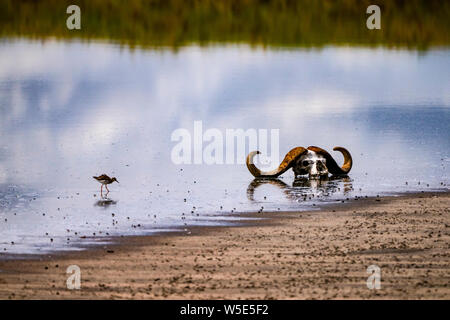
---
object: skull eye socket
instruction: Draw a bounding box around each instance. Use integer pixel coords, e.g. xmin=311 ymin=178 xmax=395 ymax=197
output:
xmin=302 ymin=160 xmax=310 ymax=167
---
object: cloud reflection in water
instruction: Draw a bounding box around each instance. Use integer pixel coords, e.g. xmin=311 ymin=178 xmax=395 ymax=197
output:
xmin=0 ymin=40 xmax=448 ymax=254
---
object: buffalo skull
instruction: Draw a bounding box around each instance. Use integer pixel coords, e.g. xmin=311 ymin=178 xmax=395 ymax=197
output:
xmin=246 ymin=146 xmax=352 ymax=179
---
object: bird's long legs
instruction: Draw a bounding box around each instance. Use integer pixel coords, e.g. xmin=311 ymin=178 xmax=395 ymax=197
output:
xmin=100 ymin=184 xmax=110 ymax=199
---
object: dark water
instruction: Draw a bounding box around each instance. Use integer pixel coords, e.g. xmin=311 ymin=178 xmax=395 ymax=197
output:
xmin=0 ymin=40 xmax=449 ymax=255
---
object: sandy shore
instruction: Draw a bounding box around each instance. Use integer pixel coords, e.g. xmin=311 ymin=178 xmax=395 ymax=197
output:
xmin=0 ymin=191 xmax=449 ymax=299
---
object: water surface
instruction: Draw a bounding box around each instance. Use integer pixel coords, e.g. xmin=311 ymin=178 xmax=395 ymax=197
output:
xmin=0 ymin=40 xmax=449 ymax=255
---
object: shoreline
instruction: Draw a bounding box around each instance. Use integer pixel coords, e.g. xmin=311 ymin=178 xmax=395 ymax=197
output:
xmin=0 ymin=189 xmax=446 ymax=261
xmin=0 ymin=190 xmax=449 ymax=299
xmin=0 ymin=189 xmax=446 ymax=262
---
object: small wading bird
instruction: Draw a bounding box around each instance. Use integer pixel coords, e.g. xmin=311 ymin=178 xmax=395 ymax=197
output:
xmin=93 ymin=174 xmax=119 ymax=197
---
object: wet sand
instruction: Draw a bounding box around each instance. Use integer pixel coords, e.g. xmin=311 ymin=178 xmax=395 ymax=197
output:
xmin=0 ymin=191 xmax=449 ymax=299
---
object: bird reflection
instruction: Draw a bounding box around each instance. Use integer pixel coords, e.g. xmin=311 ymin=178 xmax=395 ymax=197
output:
xmin=246 ymin=176 xmax=353 ymax=202
xmin=94 ymin=198 xmax=117 ymax=208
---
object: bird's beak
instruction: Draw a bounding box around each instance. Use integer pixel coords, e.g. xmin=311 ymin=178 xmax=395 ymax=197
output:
xmin=116 ymin=180 xmax=119 ymax=183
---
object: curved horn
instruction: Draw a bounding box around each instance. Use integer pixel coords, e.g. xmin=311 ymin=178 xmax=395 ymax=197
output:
xmin=246 ymin=147 xmax=307 ymax=178
xmin=307 ymin=146 xmax=352 ymax=175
